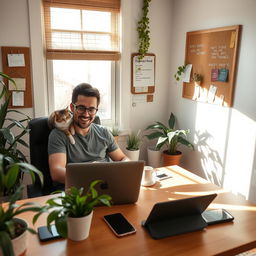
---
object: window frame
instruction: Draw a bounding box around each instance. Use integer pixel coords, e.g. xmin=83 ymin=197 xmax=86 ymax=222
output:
xmin=46 ymin=59 xmax=117 ymax=126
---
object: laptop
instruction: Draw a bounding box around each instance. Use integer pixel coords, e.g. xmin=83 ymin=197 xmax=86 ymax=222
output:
xmin=65 ymin=160 xmax=145 ymax=205
xmin=142 ymin=193 xmax=217 ymax=239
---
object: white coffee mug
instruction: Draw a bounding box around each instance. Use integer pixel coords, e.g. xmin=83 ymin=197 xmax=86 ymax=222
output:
xmin=141 ymin=166 xmax=156 ymax=186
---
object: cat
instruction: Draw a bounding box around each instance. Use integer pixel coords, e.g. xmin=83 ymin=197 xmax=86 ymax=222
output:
xmin=48 ymin=107 xmax=75 ymax=144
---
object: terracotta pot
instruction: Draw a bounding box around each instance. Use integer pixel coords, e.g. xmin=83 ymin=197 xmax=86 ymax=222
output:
xmin=114 ymin=136 xmax=119 ymax=144
xmin=162 ymin=150 xmax=182 ymax=166
xmin=0 ymin=218 xmax=28 ymax=256
xmin=67 ymin=211 xmax=93 ymax=241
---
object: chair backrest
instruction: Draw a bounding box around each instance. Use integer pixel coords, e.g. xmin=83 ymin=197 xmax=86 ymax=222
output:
xmin=27 ymin=116 xmax=101 ymax=197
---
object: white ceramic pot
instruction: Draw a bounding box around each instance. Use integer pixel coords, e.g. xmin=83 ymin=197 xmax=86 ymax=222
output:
xmin=0 ymin=218 xmax=28 ymax=256
xmin=67 ymin=211 xmax=93 ymax=241
xmin=125 ymin=148 xmax=140 ymax=161
xmin=147 ymin=146 xmax=162 ymax=168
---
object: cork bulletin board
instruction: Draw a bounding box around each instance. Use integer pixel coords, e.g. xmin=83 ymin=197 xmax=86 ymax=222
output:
xmin=182 ymin=25 xmax=241 ymax=107
xmin=1 ymin=46 xmax=33 ymax=108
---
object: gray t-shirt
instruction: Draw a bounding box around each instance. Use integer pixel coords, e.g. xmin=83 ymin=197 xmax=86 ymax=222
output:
xmin=48 ymin=123 xmax=118 ymax=163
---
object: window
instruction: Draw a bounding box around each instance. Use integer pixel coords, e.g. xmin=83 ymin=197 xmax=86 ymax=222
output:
xmin=43 ymin=0 xmax=120 ymax=125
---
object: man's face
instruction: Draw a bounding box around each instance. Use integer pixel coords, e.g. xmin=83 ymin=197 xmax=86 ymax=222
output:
xmin=70 ymin=95 xmax=98 ymax=130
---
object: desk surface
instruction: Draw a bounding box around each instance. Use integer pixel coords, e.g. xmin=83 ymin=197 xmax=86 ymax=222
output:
xmin=14 ymin=166 xmax=256 ymax=256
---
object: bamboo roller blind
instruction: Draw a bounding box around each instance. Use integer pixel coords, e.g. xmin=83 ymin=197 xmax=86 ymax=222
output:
xmin=43 ymin=0 xmax=120 ymax=60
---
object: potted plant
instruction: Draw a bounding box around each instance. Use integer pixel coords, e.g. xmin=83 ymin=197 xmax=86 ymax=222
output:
xmin=0 ymin=185 xmax=46 ymax=256
xmin=125 ymin=130 xmax=141 ymax=161
xmin=145 ymin=144 xmax=162 ymax=168
xmin=0 ymin=154 xmax=43 ymax=202
xmin=43 ymin=180 xmax=112 ymax=241
xmin=145 ymin=113 xmax=194 ymax=166
xmin=174 ymin=65 xmax=186 ymax=82
xmin=191 ymin=72 xmax=203 ymax=86
xmin=0 ymin=72 xmax=43 ymax=197
xmin=110 ymin=126 xmax=120 ymax=144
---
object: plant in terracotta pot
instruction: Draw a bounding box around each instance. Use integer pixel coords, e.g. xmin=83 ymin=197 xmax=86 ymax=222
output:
xmin=0 ymin=186 xmax=46 ymax=256
xmin=125 ymin=130 xmax=141 ymax=161
xmin=145 ymin=113 xmax=194 ymax=166
xmin=110 ymin=126 xmax=120 ymax=144
xmin=42 ymin=180 xmax=112 ymax=241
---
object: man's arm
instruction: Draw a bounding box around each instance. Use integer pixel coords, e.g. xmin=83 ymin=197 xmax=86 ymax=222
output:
xmin=108 ymin=148 xmax=129 ymax=161
xmin=49 ymin=152 xmax=67 ymax=184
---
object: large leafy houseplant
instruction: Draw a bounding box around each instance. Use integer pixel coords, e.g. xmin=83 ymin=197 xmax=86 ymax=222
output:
xmin=0 ymin=72 xmax=30 ymax=162
xmin=0 ymin=154 xmax=43 ymax=198
xmin=42 ymin=180 xmax=112 ymax=240
xmin=0 ymin=186 xmax=46 ymax=256
xmin=0 ymin=72 xmax=42 ymax=197
xmin=145 ymin=113 xmax=194 ymax=155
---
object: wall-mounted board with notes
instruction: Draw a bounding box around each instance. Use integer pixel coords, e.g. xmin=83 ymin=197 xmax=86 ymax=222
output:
xmin=1 ymin=46 xmax=33 ymax=108
xmin=131 ymin=53 xmax=155 ymax=94
xmin=182 ymin=25 xmax=241 ymax=107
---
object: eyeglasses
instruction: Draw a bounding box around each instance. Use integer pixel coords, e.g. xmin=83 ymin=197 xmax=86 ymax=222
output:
xmin=72 ymin=104 xmax=98 ymax=115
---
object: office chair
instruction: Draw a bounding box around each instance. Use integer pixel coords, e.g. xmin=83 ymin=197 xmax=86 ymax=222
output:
xmin=27 ymin=116 xmax=101 ymax=198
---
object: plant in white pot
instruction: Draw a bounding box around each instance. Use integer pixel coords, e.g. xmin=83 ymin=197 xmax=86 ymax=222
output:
xmin=0 ymin=186 xmax=46 ymax=256
xmin=146 ymin=144 xmax=162 ymax=168
xmin=145 ymin=113 xmax=194 ymax=166
xmin=44 ymin=180 xmax=112 ymax=241
xmin=125 ymin=130 xmax=141 ymax=161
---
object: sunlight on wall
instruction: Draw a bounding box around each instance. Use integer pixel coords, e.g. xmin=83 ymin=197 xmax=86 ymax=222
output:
xmin=224 ymin=109 xmax=256 ymax=199
xmin=195 ymin=103 xmax=230 ymax=186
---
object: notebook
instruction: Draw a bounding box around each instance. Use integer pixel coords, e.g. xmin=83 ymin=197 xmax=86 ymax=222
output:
xmin=65 ymin=160 xmax=145 ymax=205
xmin=142 ymin=193 xmax=217 ymax=239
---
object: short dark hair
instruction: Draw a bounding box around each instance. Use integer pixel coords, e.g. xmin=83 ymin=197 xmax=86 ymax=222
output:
xmin=72 ymin=83 xmax=100 ymax=106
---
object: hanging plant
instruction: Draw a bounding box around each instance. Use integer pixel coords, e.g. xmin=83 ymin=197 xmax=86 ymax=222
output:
xmin=137 ymin=0 xmax=151 ymax=60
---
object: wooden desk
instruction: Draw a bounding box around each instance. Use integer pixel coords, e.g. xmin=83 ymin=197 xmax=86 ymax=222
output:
xmin=16 ymin=166 xmax=256 ymax=255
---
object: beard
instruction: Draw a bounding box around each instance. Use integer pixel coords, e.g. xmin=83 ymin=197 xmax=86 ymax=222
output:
xmin=74 ymin=115 xmax=94 ymax=129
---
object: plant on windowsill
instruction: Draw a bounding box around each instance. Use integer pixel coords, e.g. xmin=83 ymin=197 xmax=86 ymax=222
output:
xmin=137 ymin=0 xmax=151 ymax=60
xmin=110 ymin=126 xmax=120 ymax=144
xmin=145 ymin=113 xmax=194 ymax=166
xmin=0 ymin=72 xmax=43 ymax=197
xmin=125 ymin=130 xmax=141 ymax=161
xmin=41 ymin=180 xmax=112 ymax=241
xmin=0 ymin=185 xmax=46 ymax=256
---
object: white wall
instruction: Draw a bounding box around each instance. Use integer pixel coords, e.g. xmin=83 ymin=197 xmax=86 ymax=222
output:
xmin=170 ymin=0 xmax=256 ymax=202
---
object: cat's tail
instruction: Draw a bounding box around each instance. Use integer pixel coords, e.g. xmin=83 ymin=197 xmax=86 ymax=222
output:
xmin=68 ymin=134 xmax=75 ymax=145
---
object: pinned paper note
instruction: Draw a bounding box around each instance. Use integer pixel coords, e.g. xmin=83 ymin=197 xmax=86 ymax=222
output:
xmin=12 ymin=91 xmax=24 ymax=106
xmin=9 ymin=78 xmax=26 ymax=91
xmin=208 ymin=85 xmax=217 ymax=103
xmin=7 ymin=54 xmax=25 ymax=67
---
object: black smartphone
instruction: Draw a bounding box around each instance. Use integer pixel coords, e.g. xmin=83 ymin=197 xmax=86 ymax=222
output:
xmin=38 ymin=225 xmax=61 ymax=242
xmin=202 ymin=209 xmax=234 ymax=225
xmin=103 ymin=213 xmax=136 ymax=237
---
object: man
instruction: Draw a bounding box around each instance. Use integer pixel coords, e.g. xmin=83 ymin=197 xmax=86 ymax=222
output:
xmin=48 ymin=83 xmax=128 ymax=184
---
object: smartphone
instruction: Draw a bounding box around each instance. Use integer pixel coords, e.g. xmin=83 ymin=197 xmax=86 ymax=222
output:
xmin=38 ymin=225 xmax=61 ymax=242
xmin=103 ymin=213 xmax=136 ymax=237
xmin=155 ymin=170 xmax=172 ymax=181
xmin=202 ymin=209 xmax=234 ymax=225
